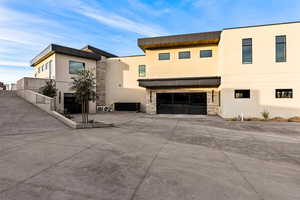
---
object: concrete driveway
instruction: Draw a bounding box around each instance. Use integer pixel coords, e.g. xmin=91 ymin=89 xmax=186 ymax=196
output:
xmin=1 ymin=112 xmax=300 ymax=200
xmin=0 ymin=95 xmax=68 ymax=136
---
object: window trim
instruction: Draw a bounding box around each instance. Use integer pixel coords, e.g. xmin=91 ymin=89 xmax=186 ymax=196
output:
xmin=275 ymin=35 xmax=286 ymax=63
xmin=69 ymin=60 xmax=85 ymax=75
xmin=138 ymin=65 xmax=146 ymax=77
xmin=275 ymin=89 xmax=293 ymax=98
xmin=178 ymin=51 xmax=191 ymax=59
xmin=158 ymin=53 xmax=170 ymax=60
xmin=242 ymin=38 xmax=253 ymax=64
xmin=234 ymin=89 xmax=251 ymax=99
xmin=200 ymin=50 xmax=213 ymax=58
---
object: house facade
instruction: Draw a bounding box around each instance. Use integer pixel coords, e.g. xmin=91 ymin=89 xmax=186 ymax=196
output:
xmin=31 ymin=21 xmax=300 ymax=118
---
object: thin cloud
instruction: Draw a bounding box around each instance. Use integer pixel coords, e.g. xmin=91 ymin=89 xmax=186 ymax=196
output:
xmin=68 ymin=1 xmax=167 ymax=36
xmin=127 ymin=0 xmax=170 ymax=17
xmin=0 ymin=61 xmax=29 ymax=67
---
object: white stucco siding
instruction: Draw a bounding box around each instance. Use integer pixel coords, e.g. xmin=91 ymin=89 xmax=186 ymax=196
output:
xmin=104 ymin=56 xmax=146 ymax=111
xmin=54 ymin=54 xmax=97 ymax=113
xmin=219 ymin=22 xmax=300 ymax=118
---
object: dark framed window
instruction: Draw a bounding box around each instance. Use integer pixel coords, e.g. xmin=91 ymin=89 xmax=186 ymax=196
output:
xmin=69 ymin=61 xmax=85 ymax=74
xmin=41 ymin=64 xmax=44 ymax=71
xmin=178 ymin=51 xmax=190 ymax=59
xmin=242 ymin=38 xmax=252 ymax=64
xmin=276 ymin=35 xmax=286 ymax=62
xmin=200 ymin=50 xmax=212 ymax=58
xmin=276 ymin=89 xmax=292 ymax=98
xmin=235 ymin=90 xmax=250 ymax=98
xmin=38 ymin=67 xmax=40 ymax=73
xmin=138 ymin=65 xmax=146 ymax=77
xmin=158 ymin=53 xmax=170 ymax=60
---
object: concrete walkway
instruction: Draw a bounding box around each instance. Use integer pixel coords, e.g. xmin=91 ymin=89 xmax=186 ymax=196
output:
xmin=0 ymin=113 xmax=300 ymax=199
xmin=0 ymin=94 xmax=68 ymax=136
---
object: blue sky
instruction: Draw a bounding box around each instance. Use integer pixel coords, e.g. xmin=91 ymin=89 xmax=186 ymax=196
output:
xmin=1 ymin=0 xmax=300 ymax=83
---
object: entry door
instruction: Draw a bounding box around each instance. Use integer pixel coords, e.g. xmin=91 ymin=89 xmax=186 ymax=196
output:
xmin=64 ymin=93 xmax=82 ymax=114
xmin=156 ymin=92 xmax=207 ymax=115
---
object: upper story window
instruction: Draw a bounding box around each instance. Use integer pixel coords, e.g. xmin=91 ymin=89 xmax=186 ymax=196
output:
xmin=200 ymin=50 xmax=212 ymax=58
xmin=158 ymin=53 xmax=170 ymax=60
xmin=178 ymin=51 xmax=190 ymax=59
xmin=138 ymin=65 xmax=146 ymax=77
xmin=276 ymin=35 xmax=286 ymax=62
xmin=242 ymin=38 xmax=252 ymax=64
xmin=38 ymin=67 xmax=40 ymax=73
xmin=41 ymin=64 xmax=44 ymax=72
xmin=276 ymin=89 xmax=292 ymax=98
xmin=45 ymin=63 xmax=48 ymax=70
xmin=235 ymin=89 xmax=250 ymax=99
xmin=69 ymin=61 xmax=85 ymax=74
xmin=49 ymin=60 xmax=52 ymax=70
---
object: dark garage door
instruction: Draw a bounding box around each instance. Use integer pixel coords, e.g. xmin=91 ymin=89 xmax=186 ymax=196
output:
xmin=157 ymin=92 xmax=207 ymax=115
xmin=64 ymin=93 xmax=82 ymax=114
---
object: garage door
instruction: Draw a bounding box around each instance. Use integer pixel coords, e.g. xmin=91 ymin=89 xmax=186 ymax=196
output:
xmin=156 ymin=92 xmax=207 ymax=115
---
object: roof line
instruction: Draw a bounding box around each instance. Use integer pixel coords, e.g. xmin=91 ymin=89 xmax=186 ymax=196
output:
xmin=223 ymin=20 xmax=300 ymax=30
xmin=138 ymin=30 xmax=222 ymax=40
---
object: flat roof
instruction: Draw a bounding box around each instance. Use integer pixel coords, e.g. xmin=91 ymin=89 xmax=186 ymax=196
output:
xmin=224 ymin=20 xmax=300 ymax=30
xmin=138 ymin=21 xmax=300 ymax=51
xmin=138 ymin=31 xmax=221 ymax=51
xmin=31 ymin=44 xmax=117 ymax=66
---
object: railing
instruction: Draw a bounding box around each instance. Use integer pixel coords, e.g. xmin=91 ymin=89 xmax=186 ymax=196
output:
xmin=17 ymin=90 xmax=55 ymax=111
xmin=0 ymin=90 xmax=17 ymax=97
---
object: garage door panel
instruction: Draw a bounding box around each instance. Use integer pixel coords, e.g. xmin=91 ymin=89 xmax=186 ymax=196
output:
xmin=157 ymin=93 xmax=207 ymax=115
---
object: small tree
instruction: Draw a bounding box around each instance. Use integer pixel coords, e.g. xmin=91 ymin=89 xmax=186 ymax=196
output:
xmin=70 ymin=70 xmax=96 ymax=123
xmin=39 ymin=80 xmax=57 ymax=98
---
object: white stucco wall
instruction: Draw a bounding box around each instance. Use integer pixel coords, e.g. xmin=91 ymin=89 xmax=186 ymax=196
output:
xmin=104 ymin=56 xmax=146 ymax=111
xmin=219 ymin=22 xmax=300 ymax=118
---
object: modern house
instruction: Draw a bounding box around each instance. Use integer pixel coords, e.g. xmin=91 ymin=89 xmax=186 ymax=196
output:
xmin=30 ymin=21 xmax=300 ymax=118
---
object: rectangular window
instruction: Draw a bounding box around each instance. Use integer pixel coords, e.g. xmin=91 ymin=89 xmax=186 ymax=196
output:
xmin=235 ymin=90 xmax=250 ymax=98
xmin=276 ymin=35 xmax=286 ymax=62
xmin=200 ymin=50 xmax=212 ymax=58
xmin=242 ymin=38 xmax=252 ymax=64
xmin=158 ymin=53 xmax=170 ymax=60
xmin=138 ymin=65 xmax=146 ymax=77
xmin=41 ymin=64 xmax=44 ymax=71
xmin=38 ymin=67 xmax=40 ymax=73
xmin=178 ymin=51 xmax=190 ymax=59
xmin=276 ymin=89 xmax=292 ymax=98
xmin=45 ymin=63 xmax=48 ymax=70
xmin=69 ymin=61 xmax=85 ymax=74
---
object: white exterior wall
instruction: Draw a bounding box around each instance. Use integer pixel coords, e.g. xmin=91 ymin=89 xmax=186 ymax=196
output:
xmin=54 ymin=54 xmax=97 ymax=113
xmin=104 ymin=56 xmax=146 ymax=111
xmin=219 ymin=23 xmax=300 ymax=118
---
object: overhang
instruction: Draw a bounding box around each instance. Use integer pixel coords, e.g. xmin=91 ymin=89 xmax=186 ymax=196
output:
xmin=138 ymin=31 xmax=221 ymax=51
xmin=138 ymin=76 xmax=221 ymax=89
xmin=30 ymin=44 xmax=114 ymax=66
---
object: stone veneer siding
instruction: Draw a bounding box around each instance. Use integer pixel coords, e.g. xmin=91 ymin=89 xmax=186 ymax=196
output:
xmin=96 ymin=60 xmax=106 ymax=105
xmin=145 ymin=88 xmax=220 ymax=115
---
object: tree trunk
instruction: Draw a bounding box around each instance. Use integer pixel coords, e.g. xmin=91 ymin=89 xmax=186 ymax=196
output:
xmin=86 ymin=100 xmax=89 ymax=123
xmin=81 ymin=100 xmax=84 ymax=123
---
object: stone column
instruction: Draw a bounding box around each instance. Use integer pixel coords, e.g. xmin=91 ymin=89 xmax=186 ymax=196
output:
xmin=207 ymin=89 xmax=219 ymax=115
xmin=145 ymin=89 xmax=156 ymax=114
xmin=96 ymin=60 xmax=106 ymax=105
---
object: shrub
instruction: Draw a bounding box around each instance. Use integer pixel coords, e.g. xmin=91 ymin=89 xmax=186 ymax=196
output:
xmin=39 ymin=80 xmax=57 ymax=98
xmin=288 ymin=116 xmax=300 ymax=123
xmin=261 ymin=110 xmax=270 ymax=121
xmin=227 ymin=117 xmax=238 ymax=121
xmin=269 ymin=117 xmax=288 ymax=122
